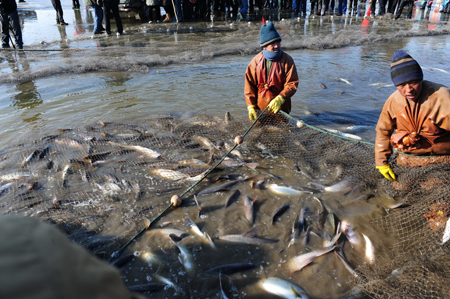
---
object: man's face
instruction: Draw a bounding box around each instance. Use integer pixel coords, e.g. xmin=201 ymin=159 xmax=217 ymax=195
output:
xmin=396 ymin=80 xmax=423 ymax=101
xmin=264 ymin=41 xmax=281 ymax=52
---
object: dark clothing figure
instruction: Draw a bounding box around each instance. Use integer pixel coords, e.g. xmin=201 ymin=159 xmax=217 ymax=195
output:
xmin=162 ymin=0 xmax=174 ymax=22
xmin=146 ymin=0 xmax=161 ymax=22
xmin=395 ymin=0 xmax=414 ymax=18
xmin=51 ymin=0 xmax=68 ymax=25
xmin=103 ymin=0 xmax=123 ymax=35
xmin=73 ymin=0 xmax=81 ymax=8
xmin=292 ymin=0 xmax=307 ymax=16
xmin=371 ymin=0 xmax=386 ymax=15
xmin=0 ymin=0 xmax=23 ymax=49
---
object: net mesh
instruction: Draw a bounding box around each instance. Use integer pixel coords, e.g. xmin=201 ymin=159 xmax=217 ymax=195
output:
xmin=1 ymin=111 xmax=450 ymax=298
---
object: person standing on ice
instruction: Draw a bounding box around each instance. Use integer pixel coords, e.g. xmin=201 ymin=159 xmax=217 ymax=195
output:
xmin=375 ymin=50 xmax=450 ymax=181
xmin=244 ymin=22 xmax=299 ymax=121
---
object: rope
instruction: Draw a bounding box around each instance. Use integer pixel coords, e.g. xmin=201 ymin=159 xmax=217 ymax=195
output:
xmin=108 ymin=106 xmax=270 ymax=261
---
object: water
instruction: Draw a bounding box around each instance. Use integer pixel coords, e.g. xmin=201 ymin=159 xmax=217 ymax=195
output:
xmin=1 ymin=0 xmax=450 ymax=298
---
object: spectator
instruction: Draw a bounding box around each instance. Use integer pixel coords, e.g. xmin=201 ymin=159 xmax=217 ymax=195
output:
xmin=103 ymin=0 xmax=123 ymax=35
xmin=86 ymin=0 xmax=104 ymax=34
xmin=146 ymin=0 xmax=162 ymax=22
xmin=0 ymin=0 xmax=23 ymax=49
xmin=394 ymin=0 xmax=414 ymax=19
xmin=51 ymin=0 xmax=69 ymax=25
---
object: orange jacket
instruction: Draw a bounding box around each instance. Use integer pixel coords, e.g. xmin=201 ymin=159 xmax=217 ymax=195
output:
xmin=375 ymin=80 xmax=450 ymax=166
xmin=244 ymin=51 xmax=299 ymax=113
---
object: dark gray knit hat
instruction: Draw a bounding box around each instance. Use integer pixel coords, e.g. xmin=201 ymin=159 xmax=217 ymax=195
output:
xmin=390 ymin=50 xmax=423 ymax=86
xmin=260 ymin=22 xmax=281 ymax=47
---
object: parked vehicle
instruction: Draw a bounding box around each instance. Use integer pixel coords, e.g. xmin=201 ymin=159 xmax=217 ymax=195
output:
xmin=119 ymin=0 xmax=147 ymax=21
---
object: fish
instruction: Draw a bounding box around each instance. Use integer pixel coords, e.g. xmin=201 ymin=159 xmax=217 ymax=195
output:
xmin=362 ymin=233 xmax=375 ymax=264
xmin=260 ymin=277 xmax=309 ymax=299
xmin=287 ymin=213 xmax=300 ymax=248
xmin=288 ymin=246 xmax=335 ymax=272
xmin=110 ymin=253 xmax=134 ymax=268
xmin=20 ymin=149 xmax=40 ymax=167
xmin=441 ymin=218 xmax=450 ymax=245
xmin=309 ymin=179 xmax=354 ymax=194
xmin=0 ymin=172 xmax=32 ymax=181
xmin=337 ymin=77 xmax=352 ymax=85
xmin=169 ymin=235 xmax=195 ymax=273
xmin=150 ymin=169 xmax=207 ymax=183
xmin=341 ymin=220 xmax=361 ymax=246
xmin=107 ymin=141 xmax=161 ymax=159
xmin=267 ymin=184 xmax=306 ymax=196
xmin=302 ymin=226 xmax=311 ymax=247
xmin=186 ymin=217 xmax=215 ymax=248
xmin=323 ymin=222 xmax=341 ymax=248
xmin=127 ymin=283 xmax=166 ymax=293
xmin=196 ymin=179 xmax=242 ymax=196
xmin=193 ymin=135 xmax=217 ymax=149
xmin=219 ymin=227 xmax=279 ymax=245
xmin=319 ymin=83 xmax=327 ymax=89
xmin=243 ymin=195 xmax=256 ymax=224
xmin=219 ymin=273 xmax=230 ymax=299
xmin=193 ymin=195 xmax=203 ymax=218
xmin=335 ymin=250 xmax=358 ymax=278
xmin=206 ymin=263 xmax=256 ymax=275
xmin=429 ymin=67 xmax=450 ymax=75
xmin=224 ymin=190 xmax=240 ymax=208
xmin=0 ymin=182 xmax=13 ymax=195
xmin=271 ymin=204 xmax=290 ymax=224
xmin=319 ymin=127 xmax=363 ymax=141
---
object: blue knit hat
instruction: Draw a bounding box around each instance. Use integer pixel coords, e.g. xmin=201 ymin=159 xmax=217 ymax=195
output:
xmin=390 ymin=50 xmax=423 ymax=86
xmin=260 ymin=22 xmax=281 ymax=47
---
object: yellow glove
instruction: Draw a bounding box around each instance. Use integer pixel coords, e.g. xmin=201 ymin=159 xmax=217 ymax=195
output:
xmin=376 ymin=164 xmax=396 ymax=181
xmin=267 ymin=95 xmax=285 ymax=114
xmin=247 ymin=105 xmax=258 ymax=121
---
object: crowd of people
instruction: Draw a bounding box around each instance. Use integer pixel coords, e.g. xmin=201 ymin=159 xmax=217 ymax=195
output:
xmin=0 ymin=0 xmax=449 ymax=47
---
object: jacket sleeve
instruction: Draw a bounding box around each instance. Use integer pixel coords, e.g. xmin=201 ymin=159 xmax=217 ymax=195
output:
xmin=430 ymin=86 xmax=450 ymax=131
xmin=279 ymin=55 xmax=299 ymax=100
xmin=375 ymin=97 xmax=396 ymax=166
xmin=244 ymin=58 xmax=258 ymax=108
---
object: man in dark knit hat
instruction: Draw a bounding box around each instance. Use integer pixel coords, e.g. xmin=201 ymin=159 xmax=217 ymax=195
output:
xmin=244 ymin=22 xmax=299 ymax=121
xmin=375 ymin=49 xmax=450 ymax=181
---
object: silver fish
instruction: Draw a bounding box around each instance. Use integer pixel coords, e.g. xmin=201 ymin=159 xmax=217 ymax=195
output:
xmin=186 ymin=217 xmax=215 ymax=249
xmin=107 ymin=141 xmax=161 ymax=159
xmin=243 ymin=194 xmax=256 ymax=224
xmin=0 ymin=172 xmax=32 ymax=181
xmin=267 ymin=184 xmax=306 ymax=196
xmin=335 ymin=250 xmax=358 ymax=278
xmin=287 ymin=213 xmax=300 ymax=248
xmin=309 ymin=179 xmax=354 ymax=194
xmin=442 ymin=217 xmax=450 ymax=245
xmin=260 ymin=277 xmax=309 ymax=299
xmin=196 ymin=179 xmax=242 ymax=196
xmin=288 ymin=246 xmax=335 ymax=272
xmin=219 ymin=227 xmax=279 ymax=245
xmin=362 ymin=233 xmax=375 ymax=264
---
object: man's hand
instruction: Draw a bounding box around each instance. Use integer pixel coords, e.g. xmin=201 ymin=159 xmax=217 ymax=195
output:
xmin=247 ymin=105 xmax=258 ymax=121
xmin=267 ymin=95 xmax=285 ymax=114
xmin=376 ymin=164 xmax=396 ymax=181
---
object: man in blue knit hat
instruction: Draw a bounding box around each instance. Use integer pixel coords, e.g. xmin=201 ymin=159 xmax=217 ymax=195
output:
xmin=375 ymin=49 xmax=450 ymax=181
xmin=244 ymin=22 xmax=299 ymax=121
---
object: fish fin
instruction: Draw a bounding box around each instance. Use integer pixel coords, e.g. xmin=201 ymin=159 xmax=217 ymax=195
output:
xmin=243 ymin=226 xmax=259 ymax=237
xmin=144 ymin=218 xmax=151 ymax=229
xmin=290 ymin=286 xmax=302 ymax=298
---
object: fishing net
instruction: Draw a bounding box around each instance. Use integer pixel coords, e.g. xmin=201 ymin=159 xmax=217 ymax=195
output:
xmin=1 ymin=110 xmax=449 ymax=298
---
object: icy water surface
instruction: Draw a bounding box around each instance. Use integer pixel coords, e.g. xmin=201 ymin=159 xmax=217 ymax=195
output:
xmin=1 ymin=0 xmax=450 ymax=298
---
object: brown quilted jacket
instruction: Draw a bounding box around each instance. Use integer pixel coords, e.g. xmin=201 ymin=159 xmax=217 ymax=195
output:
xmin=375 ymin=80 xmax=450 ymax=166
